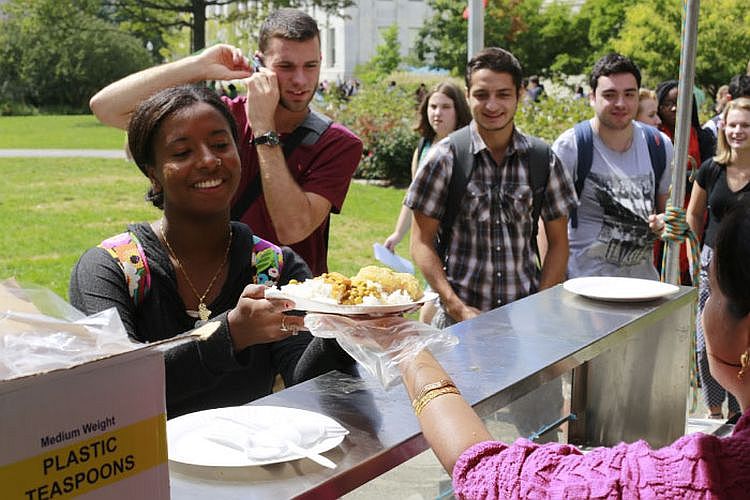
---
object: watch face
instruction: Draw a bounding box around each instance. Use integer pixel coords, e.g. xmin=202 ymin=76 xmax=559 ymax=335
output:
xmin=254 ymin=131 xmax=280 ymax=146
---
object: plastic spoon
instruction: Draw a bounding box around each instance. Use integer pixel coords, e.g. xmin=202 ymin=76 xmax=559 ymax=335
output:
xmin=216 ymin=415 xmax=338 ymax=469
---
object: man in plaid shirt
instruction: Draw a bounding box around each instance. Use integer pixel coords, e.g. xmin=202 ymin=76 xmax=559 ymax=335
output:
xmin=406 ymin=48 xmax=577 ymax=328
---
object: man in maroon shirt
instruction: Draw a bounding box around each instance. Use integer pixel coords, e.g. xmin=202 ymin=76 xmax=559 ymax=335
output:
xmin=90 ymin=9 xmax=362 ymax=275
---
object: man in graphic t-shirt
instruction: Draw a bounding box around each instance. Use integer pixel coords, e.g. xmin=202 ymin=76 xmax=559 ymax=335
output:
xmin=552 ymin=53 xmax=673 ymax=279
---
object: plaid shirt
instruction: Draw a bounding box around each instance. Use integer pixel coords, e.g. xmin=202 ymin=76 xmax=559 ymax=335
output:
xmin=405 ymin=122 xmax=577 ymax=311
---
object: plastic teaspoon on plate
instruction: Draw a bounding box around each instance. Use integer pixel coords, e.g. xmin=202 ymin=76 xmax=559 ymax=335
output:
xmin=215 ymin=415 xmax=338 ymax=469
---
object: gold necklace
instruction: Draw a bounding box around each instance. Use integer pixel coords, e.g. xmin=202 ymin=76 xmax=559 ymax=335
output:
xmin=159 ymin=221 xmax=233 ymax=322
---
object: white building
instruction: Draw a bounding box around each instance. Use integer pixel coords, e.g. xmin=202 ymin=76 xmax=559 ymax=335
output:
xmin=308 ymin=1 xmax=432 ymax=83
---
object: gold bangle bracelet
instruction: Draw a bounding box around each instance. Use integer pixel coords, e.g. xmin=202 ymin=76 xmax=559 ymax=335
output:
xmin=411 ymin=379 xmax=455 ymax=409
xmin=414 ymin=386 xmax=461 ymax=417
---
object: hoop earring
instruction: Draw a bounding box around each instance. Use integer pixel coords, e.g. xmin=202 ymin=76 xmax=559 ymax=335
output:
xmin=738 ymin=350 xmax=750 ymax=380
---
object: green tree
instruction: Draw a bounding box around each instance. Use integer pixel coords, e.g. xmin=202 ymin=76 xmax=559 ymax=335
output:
xmin=506 ymin=0 xmax=590 ymax=77
xmin=414 ymin=0 xmax=468 ymax=75
xmin=101 ymin=0 xmax=354 ymax=54
xmin=612 ymin=0 xmax=750 ymax=92
xmin=414 ymin=0 xmax=590 ymax=77
xmin=0 ymin=0 xmax=152 ymax=112
xmin=357 ymin=24 xmax=402 ymax=84
xmin=577 ymin=0 xmax=641 ymax=64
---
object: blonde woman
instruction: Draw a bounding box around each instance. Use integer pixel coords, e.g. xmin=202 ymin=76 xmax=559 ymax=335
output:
xmin=686 ymin=97 xmax=750 ymax=420
xmin=636 ymin=88 xmax=661 ymax=127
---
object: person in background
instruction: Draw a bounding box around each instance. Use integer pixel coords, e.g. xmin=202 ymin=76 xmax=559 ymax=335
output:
xmin=636 ymin=88 xmax=661 ymax=128
xmin=526 ymin=75 xmax=544 ymax=102
xmin=704 ymin=76 xmax=750 ymax=139
xmin=656 ymin=80 xmax=715 ymax=183
xmin=407 ymin=48 xmax=576 ymax=328
xmin=573 ymin=86 xmax=585 ymax=100
xmin=553 ymin=53 xmax=673 ymax=281
xmin=70 ymin=86 xmax=353 ymax=419
xmin=655 ymin=79 xmax=715 ymax=284
xmin=655 ymin=97 xmax=750 ymax=421
xmin=362 ymin=200 xmax=750 ymax=497
xmin=415 ymin=82 xmax=428 ymax=107
xmin=383 ymin=82 xmax=471 ymax=324
xmin=520 ymin=77 xmax=529 ymax=104
xmin=89 ymin=8 xmax=363 ymax=277
xmin=714 ymin=85 xmax=731 ymax=115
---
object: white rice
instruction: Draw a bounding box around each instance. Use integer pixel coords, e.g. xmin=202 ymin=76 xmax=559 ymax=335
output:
xmin=279 ymin=279 xmax=338 ymax=304
xmin=280 ymin=277 xmax=414 ymax=306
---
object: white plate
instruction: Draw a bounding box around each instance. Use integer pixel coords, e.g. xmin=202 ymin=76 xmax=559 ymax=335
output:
xmin=167 ymin=406 xmax=347 ymax=467
xmin=265 ymin=289 xmax=438 ymax=315
xmin=563 ymin=277 xmax=680 ymax=302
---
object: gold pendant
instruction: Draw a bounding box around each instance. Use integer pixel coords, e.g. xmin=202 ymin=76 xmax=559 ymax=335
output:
xmin=198 ymin=302 xmax=211 ymax=322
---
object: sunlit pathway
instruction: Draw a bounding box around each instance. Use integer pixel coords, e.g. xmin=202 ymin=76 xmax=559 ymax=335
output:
xmin=0 ymin=149 xmax=126 ymax=158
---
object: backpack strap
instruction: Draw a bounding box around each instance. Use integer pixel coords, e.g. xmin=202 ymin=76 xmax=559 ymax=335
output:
xmin=436 ymin=127 xmax=551 ymax=263
xmin=571 ymin=120 xmax=594 ymax=228
xmin=252 ymin=236 xmax=285 ymax=287
xmin=526 ymin=136 xmax=552 ymax=254
xmin=416 ymin=136 xmax=428 ymax=158
xmin=643 ymin=125 xmax=667 ymax=198
xmin=231 ymin=110 xmax=334 ymax=221
xmin=437 ymin=126 xmax=474 ymax=261
xmin=98 ymin=231 xmax=150 ymax=306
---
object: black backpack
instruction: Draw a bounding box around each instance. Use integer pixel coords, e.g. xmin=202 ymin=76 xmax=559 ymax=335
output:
xmin=570 ymin=120 xmax=667 ymax=228
xmin=436 ymin=126 xmax=551 ymax=261
xmin=230 ymin=110 xmax=333 ymax=220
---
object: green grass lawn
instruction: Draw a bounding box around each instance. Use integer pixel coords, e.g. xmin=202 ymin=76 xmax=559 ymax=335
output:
xmin=0 ymin=115 xmax=126 ymax=149
xmin=0 ymin=157 xmax=409 ymax=299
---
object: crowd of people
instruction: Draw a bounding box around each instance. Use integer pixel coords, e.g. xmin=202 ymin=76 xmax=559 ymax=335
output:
xmin=77 ymin=6 xmax=750 ymax=496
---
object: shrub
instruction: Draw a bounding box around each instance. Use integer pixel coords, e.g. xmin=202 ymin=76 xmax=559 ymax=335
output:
xmin=322 ymin=79 xmax=420 ymax=187
xmin=0 ymin=100 xmax=38 ymax=116
xmin=0 ymin=1 xmax=153 ymax=113
xmin=516 ymin=96 xmax=592 ymax=143
xmin=321 ymin=75 xmax=593 ymax=185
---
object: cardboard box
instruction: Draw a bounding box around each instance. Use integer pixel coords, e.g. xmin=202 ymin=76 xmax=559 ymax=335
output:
xmin=0 ymin=348 xmax=170 ymax=500
xmin=0 ymin=282 xmax=171 ymax=499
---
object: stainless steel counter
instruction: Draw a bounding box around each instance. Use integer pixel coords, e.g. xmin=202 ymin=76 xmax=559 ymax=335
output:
xmin=170 ymin=284 xmax=696 ymax=499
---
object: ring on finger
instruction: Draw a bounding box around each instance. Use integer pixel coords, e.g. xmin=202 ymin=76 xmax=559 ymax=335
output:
xmin=280 ymin=316 xmax=289 ymax=332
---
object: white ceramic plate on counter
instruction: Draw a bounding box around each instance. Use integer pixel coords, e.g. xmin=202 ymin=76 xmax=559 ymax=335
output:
xmin=563 ymin=277 xmax=680 ymax=302
xmin=167 ymin=406 xmax=348 ymax=467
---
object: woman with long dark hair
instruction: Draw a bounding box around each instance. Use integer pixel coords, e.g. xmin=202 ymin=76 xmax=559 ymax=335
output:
xmin=384 ymin=82 xmax=472 ymax=253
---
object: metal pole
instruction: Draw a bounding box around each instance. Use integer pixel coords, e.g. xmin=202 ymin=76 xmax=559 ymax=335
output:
xmin=663 ymin=0 xmax=700 ymax=285
xmin=467 ymin=0 xmax=484 ymax=61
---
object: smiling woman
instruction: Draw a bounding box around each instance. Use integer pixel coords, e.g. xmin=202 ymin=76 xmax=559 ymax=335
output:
xmin=67 ymin=85 xmax=354 ymax=418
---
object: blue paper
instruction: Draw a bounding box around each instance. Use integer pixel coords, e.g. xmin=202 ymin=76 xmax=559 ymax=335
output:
xmin=372 ymin=243 xmax=415 ymax=275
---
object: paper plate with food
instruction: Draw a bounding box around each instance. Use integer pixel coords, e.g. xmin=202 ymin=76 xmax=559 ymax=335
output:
xmin=265 ymin=265 xmax=438 ymax=315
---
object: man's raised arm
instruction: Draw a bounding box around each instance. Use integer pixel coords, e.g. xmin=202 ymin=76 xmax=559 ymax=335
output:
xmin=89 ymin=44 xmax=252 ymax=129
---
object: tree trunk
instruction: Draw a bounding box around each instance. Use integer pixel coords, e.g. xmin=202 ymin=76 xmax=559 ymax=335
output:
xmin=192 ymin=0 xmax=206 ymax=52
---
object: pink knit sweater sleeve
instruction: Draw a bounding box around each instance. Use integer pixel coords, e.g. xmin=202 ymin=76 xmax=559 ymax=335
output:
xmin=452 ymin=411 xmax=750 ymax=499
